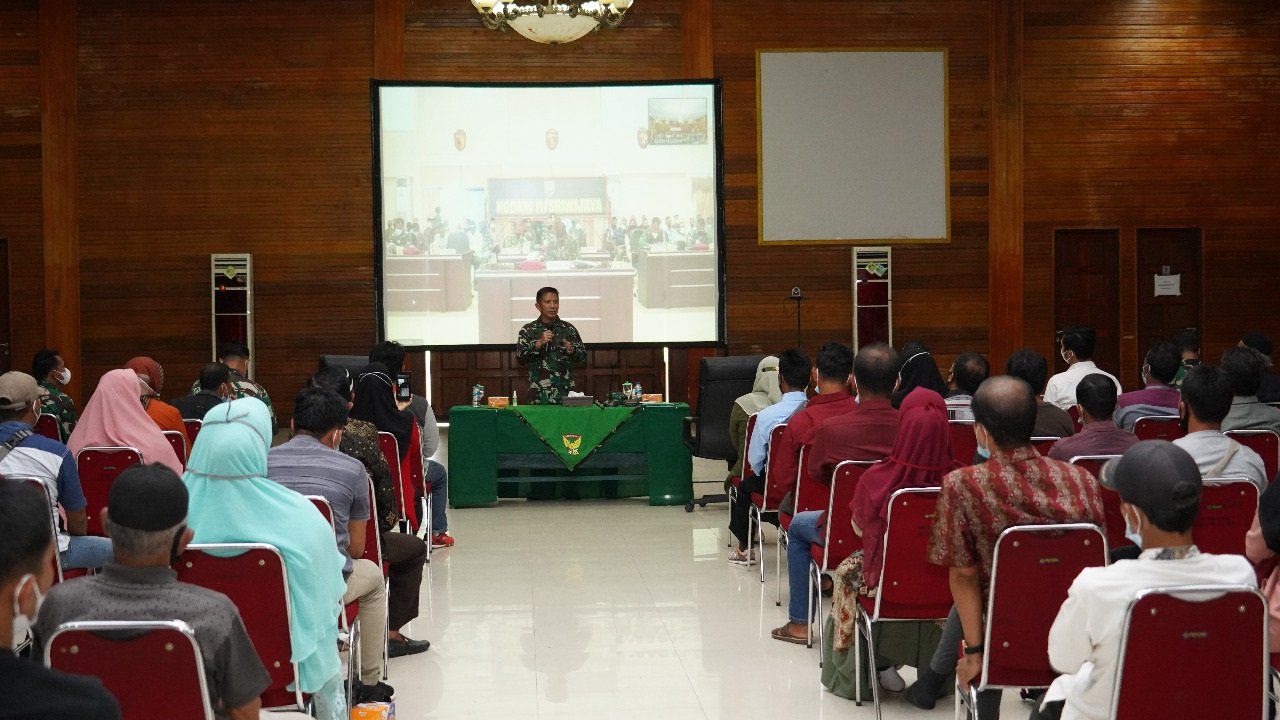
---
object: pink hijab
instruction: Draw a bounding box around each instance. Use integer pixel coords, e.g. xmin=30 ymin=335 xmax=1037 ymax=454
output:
xmin=851 ymin=386 xmax=958 ymax=587
xmin=67 ymin=368 xmax=183 ymax=474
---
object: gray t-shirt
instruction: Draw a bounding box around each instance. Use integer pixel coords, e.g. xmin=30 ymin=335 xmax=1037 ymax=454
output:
xmin=33 ymin=565 xmax=269 ymax=719
xmin=268 ymin=434 xmax=370 ymax=575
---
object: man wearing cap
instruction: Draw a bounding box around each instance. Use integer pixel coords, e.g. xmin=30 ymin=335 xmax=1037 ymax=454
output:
xmin=31 ymin=463 xmax=310 ymax=720
xmin=1034 ymin=441 xmax=1256 ymax=720
xmin=1241 ymin=332 xmax=1280 ymax=403
xmin=0 ymin=371 xmax=112 ymax=571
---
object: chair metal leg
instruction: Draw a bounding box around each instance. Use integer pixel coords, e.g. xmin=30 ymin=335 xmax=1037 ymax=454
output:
xmin=806 ymin=561 xmax=817 ymax=649
xmin=775 ymin=530 xmax=786 ymax=606
xmin=815 ymin=566 xmax=825 ymax=667
xmin=853 ymin=610 xmax=867 ymax=706
xmin=864 ymin=614 xmax=883 ymax=720
xmin=754 ymin=508 xmax=766 ymax=583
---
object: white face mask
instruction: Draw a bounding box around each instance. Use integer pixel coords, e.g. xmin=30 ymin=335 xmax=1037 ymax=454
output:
xmin=1123 ymin=510 xmax=1144 ymax=550
xmin=11 ymin=573 xmax=44 ymax=649
xmin=56 ymin=368 xmax=71 ymax=385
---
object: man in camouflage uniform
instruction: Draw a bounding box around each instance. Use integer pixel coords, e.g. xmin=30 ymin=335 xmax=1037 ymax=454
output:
xmin=190 ymin=341 xmax=276 ymax=435
xmin=516 ymin=287 xmax=587 ymax=404
xmin=32 ymin=349 xmax=76 ymax=441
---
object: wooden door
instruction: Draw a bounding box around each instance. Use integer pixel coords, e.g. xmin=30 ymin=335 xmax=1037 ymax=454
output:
xmin=1136 ymin=228 xmax=1202 ymax=368
xmin=1053 ymin=229 xmax=1120 ymax=376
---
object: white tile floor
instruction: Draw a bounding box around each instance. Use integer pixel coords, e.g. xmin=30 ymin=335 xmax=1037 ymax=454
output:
xmin=386 ymin=458 xmax=1034 ymax=719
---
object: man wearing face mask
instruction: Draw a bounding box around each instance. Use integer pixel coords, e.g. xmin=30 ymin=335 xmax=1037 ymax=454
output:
xmin=31 ymin=348 xmax=76 ymax=441
xmin=1033 ymin=441 xmax=1255 ymax=720
xmin=31 ymin=463 xmax=296 ymax=720
xmin=0 ymin=482 xmax=120 ymax=719
xmin=1113 ymin=342 xmax=1181 ymax=432
xmin=172 ymin=362 xmax=233 ymax=421
xmin=1043 ymin=326 xmax=1122 ymax=411
xmin=1171 ymin=364 xmax=1269 ymax=491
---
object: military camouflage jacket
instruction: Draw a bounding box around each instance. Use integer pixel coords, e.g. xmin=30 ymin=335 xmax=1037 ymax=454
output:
xmin=515 ymin=317 xmax=587 ymax=404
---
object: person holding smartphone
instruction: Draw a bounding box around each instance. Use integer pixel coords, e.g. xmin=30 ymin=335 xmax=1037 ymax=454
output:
xmin=515 ymin=286 xmax=587 ymax=404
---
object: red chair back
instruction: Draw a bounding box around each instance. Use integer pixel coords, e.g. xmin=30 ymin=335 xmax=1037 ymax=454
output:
xmin=1030 ymin=436 xmax=1059 ymax=455
xmin=1224 ymin=429 xmax=1279 ymax=483
xmin=76 ymin=447 xmax=143 ymax=536
xmin=1067 ymin=404 xmax=1083 ymax=433
xmin=307 ymin=495 xmax=336 ymax=530
xmin=752 ymin=422 xmax=788 ymax=511
xmin=980 ymin=523 xmax=1108 ymax=690
xmin=739 ymin=413 xmax=759 ymax=483
xmin=163 ymin=430 xmax=187 ymax=469
xmin=376 ymin=432 xmax=404 ymax=518
xmin=949 ymin=421 xmax=977 ymax=466
xmin=15 ymin=478 xmax=66 ymax=583
xmin=1112 ymin=586 xmax=1266 ymax=720
xmin=34 ymin=413 xmax=62 ymax=442
xmin=816 ymin=460 xmax=877 ymax=570
xmin=866 ymin=487 xmax=951 ymax=621
xmin=183 ymin=419 xmax=203 ymax=445
xmin=1069 ymin=455 xmax=1125 ymax=551
xmin=46 ymin=620 xmax=213 ymax=720
xmin=1133 ymin=415 xmax=1184 ymax=441
xmin=1193 ymin=479 xmax=1258 ymax=556
xmin=175 ymin=543 xmax=303 ymax=711
xmin=360 ymin=475 xmax=383 ymax=569
xmin=793 ymin=445 xmax=827 ymax=514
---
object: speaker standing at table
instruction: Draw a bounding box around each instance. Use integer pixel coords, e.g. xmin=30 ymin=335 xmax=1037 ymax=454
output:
xmin=516 ymin=286 xmax=588 ymax=405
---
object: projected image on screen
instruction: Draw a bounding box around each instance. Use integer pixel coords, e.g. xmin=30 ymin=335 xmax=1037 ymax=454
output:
xmin=374 ymin=82 xmax=723 ymax=347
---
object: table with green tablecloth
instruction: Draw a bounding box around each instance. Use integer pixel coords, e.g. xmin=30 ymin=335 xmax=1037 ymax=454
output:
xmin=447 ymin=403 xmax=693 ymax=507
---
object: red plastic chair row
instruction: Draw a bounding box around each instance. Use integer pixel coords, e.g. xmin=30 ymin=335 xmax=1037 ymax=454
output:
xmin=1224 ymin=429 xmax=1279 ymax=483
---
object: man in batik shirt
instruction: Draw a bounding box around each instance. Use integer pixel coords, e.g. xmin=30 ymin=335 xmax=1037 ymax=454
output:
xmin=515 ymin=286 xmax=587 ymax=404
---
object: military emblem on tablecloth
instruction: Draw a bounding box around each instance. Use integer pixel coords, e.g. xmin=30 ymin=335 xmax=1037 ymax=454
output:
xmin=561 ymin=433 xmax=583 ymax=455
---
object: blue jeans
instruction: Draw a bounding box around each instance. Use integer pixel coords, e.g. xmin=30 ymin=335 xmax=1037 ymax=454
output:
xmin=61 ymin=535 xmax=113 ymax=570
xmin=426 ymin=459 xmax=448 ymax=533
xmin=787 ymin=510 xmax=824 ymax=624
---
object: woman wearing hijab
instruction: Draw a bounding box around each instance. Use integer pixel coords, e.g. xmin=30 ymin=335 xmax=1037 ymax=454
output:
xmin=820 ymin=387 xmax=958 ymax=699
xmin=891 ymin=341 xmax=948 ymax=408
xmin=350 ymin=363 xmax=426 ymax=532
xmin=182 ymin=398 xmax=348 ymax=719
xmin=67 ymin=368 xmax=184 ymax=474
xmin=726 ymin=355 xmax=781 ymax=482
xmin=123 ymin=356 xmax=189 ymax=445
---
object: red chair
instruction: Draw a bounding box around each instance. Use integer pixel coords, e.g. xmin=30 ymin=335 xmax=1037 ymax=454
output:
xmin=376 ymin=431 xmax=404 ymax=522
xmin=162 ymin=430 xmax=187 ymax=469
xmin=1192 ymin=479 xmax=1258 ymax=556
xmin=949 ymin=421 xmax=977 ymax=466
xmin=808 ymin=460 xmax=877 ymax=651
xmin=1067 ymin=404 xmax=1083 ymax=433
xmin=306 ymin=495 xmax=366 ymax=691
xmin=45 ymin=619 xmax=214 ymax=720
xmin=1111 ymin=585 xmax=1266 ymax=719
xmin=958 ymin=523 xmax=1108 ymax=718
xmin=775 ymin=444 xmax=815 ymax=606
xmin=75 ymin=447 xmax=143 ymax=536
xmin=183 ymin=418 xmax=203 ymax=445
xmin=727 ymin=413 xmax=758 ymax=547
xmin=748 ymin=422 xmax=788 ymax=582
xmin=854 ymin=487 xmax=950 ymax=718
xmin=34 ymin=413 xmax=62 ymax=442
xmin=1132 ymin=415 xmax=1184 ymax=441
xmin=1224 ymin=429 xmax=1279 ymax=483
xmin=1069 ymin=455 xmax=1125 ymax=551
xmin=1031 ymin=436 xmax=1060 ymax=456
xmin=14 ymin=478 xmax=69 ymax=584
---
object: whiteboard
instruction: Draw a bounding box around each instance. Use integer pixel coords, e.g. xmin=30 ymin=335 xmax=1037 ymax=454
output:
xmin=757 ymin=50 xmax=949 ymax=244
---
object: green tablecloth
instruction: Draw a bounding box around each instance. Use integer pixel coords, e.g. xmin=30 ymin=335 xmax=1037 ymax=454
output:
xmin=509 ymin=405 xmax=637 ymax=469
xmin=448 ymin=403 xmax=693 ymax=507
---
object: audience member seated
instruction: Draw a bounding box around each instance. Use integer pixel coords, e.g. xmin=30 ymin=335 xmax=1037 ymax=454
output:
xmin=1241 ymin=332 xmax=1280 ymax=403
xmin=67 ymin=368 xmax=183 ymax=475
xmin=806 ymin=343 xmax=901 ymax=485
xmin=727 ymin=349 xmax=809 ymax=564
xmin=766 ymin=343 xmax=858 ymax=512
xmin=823 ymin=389 xmax=957 ymax=698
xmin=189 ymin=342 xmax=276 ymax=436
xmin=1036 ymin=442 xmax=1255 ymax=720
xmin=0 ymin=482 xmax=120 ymax=720
xmin=32 ymin=463 xmax=314 ymax=720
xmin=903 ymin=376 xmax=1105 ymax=715
xmin=944 ymin=351 xmax=989 ymax=422
xmin=1247 ymin=455 xmax=1280 ymax=657
xmin=309 ymin=367 xmax=431 ymax=659
xmin=1169 ymin=327 xmax=1200 ymax=390
xmin=1172 ymin=365 xmax=1268 ymax=490
xmin=1220 ymin=346 xmax=1280 ymax=435
xmin=367 ymin=344 xmax=454 ymax=548
xmin=725 ymin=355 xmax=781 ymax=483
xmin=0 ymin=372 xmax=112 ymax=571
xmin=771 ymin=345 xmax=901 ymax=643
xmin=182 ymin=398 xmax=349 ymax=719
xmin=1043 ymin=326 xmax=1122 ymax=410
xmin=32 ymin=348 xmax=76 ymax=440
xmin=172 ymin=362 xmax=232 ymax=421
xmin=1004 ymin=348 xmax=1076 ymax=437
xmin=1113 ymin=342 xmax=1181 ymax=431
xmin=891 ymin=341 xmax=947 ymax=409
xmin=123 ymin=356 xmax=189 ymax=445
xmin=1048 ymin=374 xmax=1137 ymax=461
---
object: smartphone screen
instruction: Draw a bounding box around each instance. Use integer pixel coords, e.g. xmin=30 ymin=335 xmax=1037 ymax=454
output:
xmin=396 ymin=372 xmax=412 ymax=401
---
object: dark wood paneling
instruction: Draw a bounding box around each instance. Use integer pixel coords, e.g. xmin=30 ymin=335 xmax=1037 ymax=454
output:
xmin=1136 ymin=228 xmax=1201 ymax=383
xmin=989 ymin=0 xmax=1024 ymax=370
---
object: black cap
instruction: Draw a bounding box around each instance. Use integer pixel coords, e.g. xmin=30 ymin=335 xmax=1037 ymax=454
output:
xmin=107 ymin=463 xmax=188 ymax=531
xmin=1100 ymin=440 xmax=1202 ymax=514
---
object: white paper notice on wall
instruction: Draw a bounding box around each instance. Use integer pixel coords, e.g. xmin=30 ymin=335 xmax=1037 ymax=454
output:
xmin=1154 ymin=274 xmax=1182 ymax=297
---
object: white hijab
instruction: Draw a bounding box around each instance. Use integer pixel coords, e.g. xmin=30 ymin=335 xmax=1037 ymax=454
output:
xmin=735 ymin=355 xmax=782 ymax=415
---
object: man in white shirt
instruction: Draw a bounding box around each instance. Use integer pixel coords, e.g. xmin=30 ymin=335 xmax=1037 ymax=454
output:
xmin=1036 ymin=440 xmax=1255 ymax=720
xmin=1043 ymin=326 xmax=1122 ymax=411
xmin=1172 ymin=364 xmax=1269 ymax=490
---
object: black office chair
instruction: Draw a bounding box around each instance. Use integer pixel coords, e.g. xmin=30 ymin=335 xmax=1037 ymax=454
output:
xmin=683 ymin=354 xmax=764 ymax=511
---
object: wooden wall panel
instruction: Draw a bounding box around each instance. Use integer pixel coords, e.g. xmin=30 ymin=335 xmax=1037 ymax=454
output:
xmin=1023 ymin=2 xmax=1280 ymax=384
xmin=0 ymin=1 xmax=45 ymax=372
xmin=74 ymin=1 xmax=376 ymax=424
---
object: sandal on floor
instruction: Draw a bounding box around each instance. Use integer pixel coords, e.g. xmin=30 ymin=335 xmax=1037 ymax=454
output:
xmin=770 ymin=624 xmax=807 ymax=645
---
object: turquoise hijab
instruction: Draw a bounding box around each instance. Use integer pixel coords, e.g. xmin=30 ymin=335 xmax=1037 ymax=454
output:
xmin=182 ymin=398 xmax=346 ymax=692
